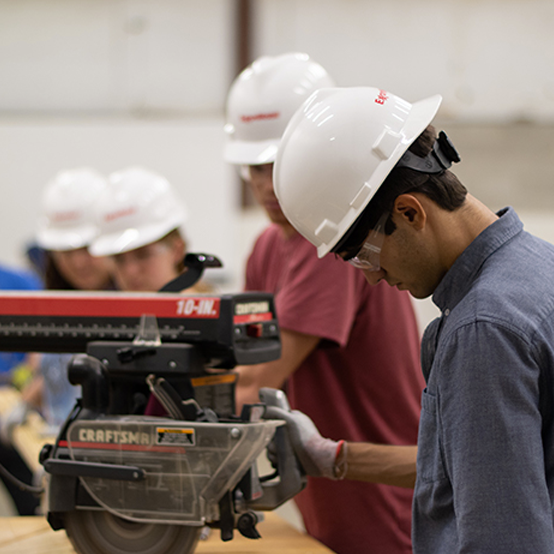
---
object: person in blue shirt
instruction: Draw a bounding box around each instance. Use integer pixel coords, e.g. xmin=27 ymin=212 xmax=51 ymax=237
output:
xmin=0 ymin=264 xmax=42 ymax=379
xmin=267 ymin=86 xmax=554 ymax=553
xmin=0 ymin=263 xmax=42 ymax=515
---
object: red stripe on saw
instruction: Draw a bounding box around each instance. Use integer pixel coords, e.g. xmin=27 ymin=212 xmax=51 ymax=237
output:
xmin=233 ymin=312 xmax=273 ymax=324
xmin=0 ymin=294 xmax=220 ymax=319
xmin=59 ymin=439 xmax=186 ymax=454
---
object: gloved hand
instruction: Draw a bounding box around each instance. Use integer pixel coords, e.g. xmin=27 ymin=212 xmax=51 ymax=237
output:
xmin=265 ymin=406 xmax=346 ymax=480
xmin=0 ymin=400 xmax=29 ymax=446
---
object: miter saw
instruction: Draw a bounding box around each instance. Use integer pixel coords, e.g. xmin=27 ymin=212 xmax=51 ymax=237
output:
xmin=0 ymin=255 xmax=305 ymax=554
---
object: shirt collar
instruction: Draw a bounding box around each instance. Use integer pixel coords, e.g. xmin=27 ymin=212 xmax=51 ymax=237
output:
xmin=432 ymin=207 xmax=523 ymax=313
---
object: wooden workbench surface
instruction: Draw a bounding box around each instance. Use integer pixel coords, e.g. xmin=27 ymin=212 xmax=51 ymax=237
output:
xmin=0 ymin=513 xmax=333 ymax=554
xmin=0 ymin=386 xmax=57 ymax=472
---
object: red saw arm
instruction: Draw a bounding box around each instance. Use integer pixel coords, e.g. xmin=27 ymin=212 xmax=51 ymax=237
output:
xmin=0 ymin=291 xmax=280 ymax=368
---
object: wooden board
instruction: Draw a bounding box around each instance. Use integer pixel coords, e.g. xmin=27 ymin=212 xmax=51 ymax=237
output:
xmin=0 ymin=513 xmax=333 ymax=554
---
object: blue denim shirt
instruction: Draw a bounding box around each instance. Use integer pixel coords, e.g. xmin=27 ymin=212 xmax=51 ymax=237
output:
xmin=414 ymin=207 xmax=554 ymax=553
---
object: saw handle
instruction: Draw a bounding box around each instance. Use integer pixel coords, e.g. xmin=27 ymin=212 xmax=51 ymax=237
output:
xmin=246 ymin=388 xmax=306 ymax=511
xmin=67 ymin=354 xmax=109 ymax=416
xmin=158 ymin=253 xmax=222 ymax=292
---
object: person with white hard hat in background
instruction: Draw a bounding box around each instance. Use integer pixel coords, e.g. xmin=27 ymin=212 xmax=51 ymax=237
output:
xmin=224 ymin=53 xmax=424 ymax=554
xmin=10 ymin=168 xmax=116 ymax=427
xmin=37 ymin=168 xmax=116 ymax=292
xmin=89 ymin=166 xmax=207 ymax=294
xmin=271 ymin=85 xmax=554 ymax=553
xmin=7 ymin=168 xmax=116 ymax=430
xmin=90 ymin=167 xmax=209 ymax=418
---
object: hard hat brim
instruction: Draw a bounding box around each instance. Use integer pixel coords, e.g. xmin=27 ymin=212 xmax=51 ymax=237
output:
xmin=224 ymin=138 xmax=280 ymax=165
xmin=89 ymin=220 xmax=185 ymax=257
xmin=36 ymin=226 xmax=96 ymax=252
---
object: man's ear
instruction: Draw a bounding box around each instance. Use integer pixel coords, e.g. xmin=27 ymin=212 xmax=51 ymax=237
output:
xmin=393 ymin=194 xmax=427 ymax=231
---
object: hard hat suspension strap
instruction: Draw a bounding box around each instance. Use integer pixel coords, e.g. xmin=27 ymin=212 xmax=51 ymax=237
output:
xmin=395 ymin=131 xmax=460 ymax=175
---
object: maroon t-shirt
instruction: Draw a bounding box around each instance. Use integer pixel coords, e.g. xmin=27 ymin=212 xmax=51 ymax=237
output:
xmin=246 ymin=225 xmax=424 ymax=554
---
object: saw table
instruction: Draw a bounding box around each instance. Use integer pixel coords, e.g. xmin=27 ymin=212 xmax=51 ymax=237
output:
xmin=0 ymin=513 xmax=333 ymax=554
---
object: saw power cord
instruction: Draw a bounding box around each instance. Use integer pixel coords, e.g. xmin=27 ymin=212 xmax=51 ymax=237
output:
xmin=0 ymin=460 xmax=44 ymax=495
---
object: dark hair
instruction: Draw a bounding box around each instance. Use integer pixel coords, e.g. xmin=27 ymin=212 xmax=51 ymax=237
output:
xmin=44 ymin=253 xmax=76 ymax=290
xmin=158 ymin=228 xmax=187 ymax=272
xmin=44 ymin=251 xmax=117 ymax=290
xmin=333 ymin=125 xmax=467 ymax=258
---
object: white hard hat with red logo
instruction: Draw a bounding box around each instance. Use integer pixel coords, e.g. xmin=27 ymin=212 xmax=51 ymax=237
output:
xmin=89 ymin=167 xmax=188 ymax=256
xmin=37 ymin=168 xmax=108 ymax=251
xmin=274 ymin=87 xmax=443 ymax=257
xmin=223 ymin=52 xmax=336 ymax=165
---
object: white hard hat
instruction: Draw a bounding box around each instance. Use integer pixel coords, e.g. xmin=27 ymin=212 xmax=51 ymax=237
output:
xmin=274 ymin=87 xmax=442 ymax=258
xmin=37 ymin=168 xmax=108 ymax=251
xmin=89 ymin=167 xmax=188 ymax=256
xmin=223 ymin=52 xmax=336 ymax=165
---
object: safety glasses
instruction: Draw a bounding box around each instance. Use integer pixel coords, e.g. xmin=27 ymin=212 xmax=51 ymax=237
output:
xmin=346 ymin=212 xmax=390 ymax=272
xmin=239 ymin=164 xmax=273 ymax=183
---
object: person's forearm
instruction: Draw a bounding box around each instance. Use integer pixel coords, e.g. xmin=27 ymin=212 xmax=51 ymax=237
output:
xmin=344 ymin=442 xmax=417 ymax=488
xmin=234 ymin=365 xmax=272 ymax=413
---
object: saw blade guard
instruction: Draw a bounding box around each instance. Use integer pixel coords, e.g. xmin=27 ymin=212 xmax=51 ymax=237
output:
xmin=64 ymin=417 xmax=283 ymax=525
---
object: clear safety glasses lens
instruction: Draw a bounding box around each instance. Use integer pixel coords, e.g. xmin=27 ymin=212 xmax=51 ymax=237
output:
xmin=347 ymin=212 xmax=389 ymax=272
xmin=239 ymin=165 xmax=251 ymax=182
xmin=239 ymin=164 xmax=273 ymax=183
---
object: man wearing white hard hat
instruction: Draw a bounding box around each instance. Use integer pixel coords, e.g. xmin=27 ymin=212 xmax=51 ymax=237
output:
xmin=272 ymin=86 xmax=554 ymax=552
xmin=225 ymin=53 xmax=424 ymax=554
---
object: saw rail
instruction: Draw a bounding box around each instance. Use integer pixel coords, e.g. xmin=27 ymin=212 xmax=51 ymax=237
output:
xmin=0 ymin=291 xmax=280 ymax=367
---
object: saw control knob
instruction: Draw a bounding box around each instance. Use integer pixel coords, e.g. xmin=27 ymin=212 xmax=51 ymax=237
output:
xmin=237 ymin=511 xmax=261 ymax=539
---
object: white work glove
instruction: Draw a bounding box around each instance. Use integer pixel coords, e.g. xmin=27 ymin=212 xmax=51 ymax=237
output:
xmin=0 ymin=401 xmax=29 ymax=446
xmin=265 ymin=406 xmax=347 ymax=480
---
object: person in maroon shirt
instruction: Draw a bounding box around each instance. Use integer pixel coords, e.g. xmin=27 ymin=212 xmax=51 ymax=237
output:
xmin=224 ymin=53 xmax=424 ymax=554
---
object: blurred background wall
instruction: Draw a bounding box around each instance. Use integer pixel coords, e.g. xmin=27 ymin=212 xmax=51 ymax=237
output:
xmin=1 ymin=0 xmax=554 ymax=329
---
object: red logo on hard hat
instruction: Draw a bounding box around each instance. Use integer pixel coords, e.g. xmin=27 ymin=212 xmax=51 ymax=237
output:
xmin=375 ymin=90 xmax=389 ymax=105
xmin=105 ymin=207 xmax=137 ymax=223
xmin=241 ymin=112 xmax=280 ymax=123
xmin=52 ymin=210 xmax=81 ymax=223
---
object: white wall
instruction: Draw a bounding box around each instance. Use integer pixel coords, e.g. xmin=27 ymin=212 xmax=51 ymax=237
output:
xmin=0 ymin=0 xmax=234 ymax=114
xmin=254 ymin=0 xmax=554 ymax=123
